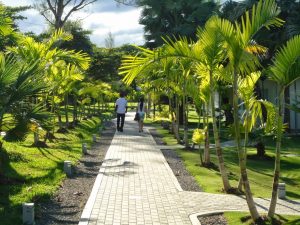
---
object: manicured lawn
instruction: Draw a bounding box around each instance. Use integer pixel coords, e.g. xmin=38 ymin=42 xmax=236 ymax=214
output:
xmin=151 ymin=119 xmax=300 ymax=199
xmin=150 ymin=117 xmax=300 ymax=224
xmin=224 ymin=211 xmax=300 ymax=225
xmin=0 ymin=116 xmax=102 ymax=225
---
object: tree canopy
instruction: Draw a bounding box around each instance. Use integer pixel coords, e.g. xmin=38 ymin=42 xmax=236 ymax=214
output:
xmin=34 ymin=0 xmax=97 ymax=29
xmin=138 ymin=0 xmax=220 ymax=48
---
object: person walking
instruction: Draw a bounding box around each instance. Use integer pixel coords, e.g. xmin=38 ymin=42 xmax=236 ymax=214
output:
xmin=115 ymin=92 xmax=127 ymax=132
xmin=137 ymin=97 xmax=146 ymax=132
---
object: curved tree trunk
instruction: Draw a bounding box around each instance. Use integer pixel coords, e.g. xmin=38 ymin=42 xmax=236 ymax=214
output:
xmin=232 ymin=71 xmax=260 ymax=221
xmin=268 ymin=88 xmax=284 ymax=217
xmin=209 ymin=71 xmax=231 ymax=192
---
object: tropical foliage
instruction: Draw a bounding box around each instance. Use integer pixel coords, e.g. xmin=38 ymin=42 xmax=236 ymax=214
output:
xmin=119 ymin=0 xmax=300 ymax=223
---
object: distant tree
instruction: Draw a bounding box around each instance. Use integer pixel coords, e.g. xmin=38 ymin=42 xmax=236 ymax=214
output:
xmin=5 ymin=5 xmax=32 ymax=29
xmin=34 ymin=21 xmax=94 ymax=54
xmin=114 ymin=0 xmax=139 ymax=6
xmin=60 ymin=21 xmax=94 ymax=54
xmin=88 ymin=48 xmax=120 ymax=82
xmin=34 ymin=0 xmax=97 ymax=29
xmin=87 ymin=44 xmax=139 ymax=82
xmin=138 ymin=0 xmax=220 ymax=48
xmin=0 ymin=4 xmax=31 ymax=50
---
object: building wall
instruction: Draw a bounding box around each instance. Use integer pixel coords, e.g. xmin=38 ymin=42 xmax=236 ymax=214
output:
xmin=260 ymin=79 xmax=278 ymax=104
xmin=261 ymin=79 xmax=300 ymax=131
xmin=289 ymin=79 xmax=300 ymax=130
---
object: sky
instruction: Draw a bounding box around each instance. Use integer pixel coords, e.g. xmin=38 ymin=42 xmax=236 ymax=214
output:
xmin=1 ymin=0 xmax=145 ymax=47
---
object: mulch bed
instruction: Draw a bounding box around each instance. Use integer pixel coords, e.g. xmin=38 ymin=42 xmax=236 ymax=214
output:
xmin=35 ymin=121 xmax=115 ymax=225
xmin=149 ymin=128 xmax=227 ymax=225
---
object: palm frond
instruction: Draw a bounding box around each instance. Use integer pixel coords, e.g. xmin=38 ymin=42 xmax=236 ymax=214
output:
xmin=0 ymin=5 xmax=13 ymax=36
xmin=46 ymin=28 xmax=73 ymax=49
xmin=269 ymin=35 xmax=300 ymax=87
xmin=237 ymin=0 xmax=283 ymax=44
xmin=238 ymin=71 xmax=261 ymax=101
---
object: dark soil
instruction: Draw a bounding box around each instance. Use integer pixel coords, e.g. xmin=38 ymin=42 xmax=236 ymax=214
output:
xmin=35 ymin=121 xmax=115 ymax=225
xmin=160 ymin=148 xmax=202 ymax=192
xmin=198 ymin=213 xmax=228 ymax=225
xmin=149 ymin=128 xmax=228 ymax=225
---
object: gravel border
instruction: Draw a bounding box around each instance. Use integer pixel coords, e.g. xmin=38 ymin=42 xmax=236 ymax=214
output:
xmin=149 ymin=128 xmax=227 ymax=225
xmin=35 ymin=121 xmax=115 ymax=225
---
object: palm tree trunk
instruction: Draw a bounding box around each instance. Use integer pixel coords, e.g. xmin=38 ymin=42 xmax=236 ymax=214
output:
xmin=64 ymin=94 xmax=69 ymax=127
xmin=268 ymin=88 xmax=284 ymax=217
xmin=73 ymin=95 xmax=78 ymax=124
xmin=0 ymin=111 xmax=4 ymax=131
xmin=209 ymin=71 xmax=231 ymax=191
xmin=204 ymin=104 xmax=210 ymax=165
xmin=233 ymin=71 xmax=260 ymax=221
xmin=238 ymin=106 xmax=250 ymax=191
xmin=183 ymin=92 xmax=189 ymax=148
xmin=57 ymin=110 xmax=63 ymax=129
xmin=175 ymin=95 xmax=180 ymax=143
xmin=169 ymin=95 xmax=175 ymax=134
xmin=153 ymin=103 xmax=156 ymax=120
xmin=147 ymin=93 xmax=151 ymax=117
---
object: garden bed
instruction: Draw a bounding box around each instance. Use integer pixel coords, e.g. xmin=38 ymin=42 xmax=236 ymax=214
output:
xmin=35 ymin=121 xmax=115 ymax=225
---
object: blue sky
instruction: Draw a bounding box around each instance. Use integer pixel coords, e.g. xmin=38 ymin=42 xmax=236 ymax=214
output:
xmin=1 ymin=0 xmax=145 ymax=47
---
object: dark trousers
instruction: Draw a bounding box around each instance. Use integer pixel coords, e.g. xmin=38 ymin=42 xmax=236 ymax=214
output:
xmin=117 ymin=113 xmax=125 ymax=130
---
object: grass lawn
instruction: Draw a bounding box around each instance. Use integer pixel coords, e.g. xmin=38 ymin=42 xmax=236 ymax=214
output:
xmin=148 ymin=115 xmax=300 ymax=224
xmin=0 ymin=116 xmax=102 ymax=225
xmin=224 ymin=212 xmax=300 ymax=225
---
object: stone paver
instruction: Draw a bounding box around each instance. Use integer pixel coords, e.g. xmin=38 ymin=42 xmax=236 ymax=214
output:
xmin=79 ymin=112 xmax=300 ymax=225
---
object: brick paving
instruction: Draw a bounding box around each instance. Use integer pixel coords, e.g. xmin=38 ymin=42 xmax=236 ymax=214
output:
xmin=79 ymin=112 xmax=300 ymax=225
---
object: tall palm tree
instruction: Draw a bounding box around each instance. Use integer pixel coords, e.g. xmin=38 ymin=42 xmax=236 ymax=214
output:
xmin=237 ymin=72 xmax=277 ymax=190
xmin=120 ymin=34 xmax=233 ymax=192
xmin=195 ymin=17 xmax=232 ymax=191
xmin=198 ymin=74 xmax=211 ymax=165
xmin=267 ymin=34 xmax=300 ymax=217
xmin=214 ymin=0 xmax=283 ymax=221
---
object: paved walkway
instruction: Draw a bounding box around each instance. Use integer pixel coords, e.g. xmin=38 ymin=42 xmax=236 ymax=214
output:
xmin=79 ymin=112 xmax=300 ymax=225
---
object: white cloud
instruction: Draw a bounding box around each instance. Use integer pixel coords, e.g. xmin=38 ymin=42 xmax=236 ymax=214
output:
xmin=1 ymin=0 xmax=145 ymax=47
xmin=73 ymin=8 xmax=144 ymax=46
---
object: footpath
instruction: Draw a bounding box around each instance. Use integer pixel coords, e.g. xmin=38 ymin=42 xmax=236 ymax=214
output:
xmin=79 ymin=112 xmax=300 ymax=225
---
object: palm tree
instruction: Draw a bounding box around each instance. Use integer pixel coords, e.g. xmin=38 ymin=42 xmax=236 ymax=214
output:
xmin=120 ymin=34 xmax=233 ymax=192
xmin=198 ymin=75 xmax=211 ymax=165
xmin=0 ymin=53 xmax=45 ymax=130
xmin=195 ymin=17 xmax=232 ymax=191
xmin=214 ymin=0 xmax=283 ymax=221
xmin=8 ymin=30 xmax=90 ymax=134
xmin=237 ymin=72 xmax=277 ymax=190
xmin=267 ymin=35 xmax=300 ymax=217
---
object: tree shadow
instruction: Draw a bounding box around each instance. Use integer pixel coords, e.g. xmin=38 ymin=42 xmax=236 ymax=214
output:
xmin=0 ymin=146 xmax=61 ymax=224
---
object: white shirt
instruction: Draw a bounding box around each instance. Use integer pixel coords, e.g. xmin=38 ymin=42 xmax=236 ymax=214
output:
xmin=116 ymin=97 xmax=127 ymax=114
